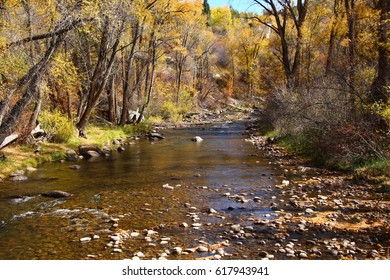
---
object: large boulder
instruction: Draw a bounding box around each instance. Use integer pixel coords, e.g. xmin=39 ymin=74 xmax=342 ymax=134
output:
xmin=78 ymin=145 xmax=104 ymax=158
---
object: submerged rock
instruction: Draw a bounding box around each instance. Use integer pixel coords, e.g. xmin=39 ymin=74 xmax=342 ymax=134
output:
xmin=42 ymin=190 xmax=72 ymax=198
xmin=191 ymin=136 xmax=203 ymax=142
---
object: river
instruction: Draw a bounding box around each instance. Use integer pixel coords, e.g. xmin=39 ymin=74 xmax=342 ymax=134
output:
xmin=0 ymin=121 xmax=388 ymax=260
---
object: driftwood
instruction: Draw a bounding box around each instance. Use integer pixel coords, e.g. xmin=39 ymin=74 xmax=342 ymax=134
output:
xmin=0 ymin=134 xmax=19 ymax=150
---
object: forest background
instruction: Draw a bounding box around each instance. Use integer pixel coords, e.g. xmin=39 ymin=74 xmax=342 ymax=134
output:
xmin=0 ymin=0 xmax=388 ymax=182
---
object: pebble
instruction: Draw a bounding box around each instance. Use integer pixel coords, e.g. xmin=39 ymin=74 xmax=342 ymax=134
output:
xmin=130 ymin=232 xmax=140 ymax=237
xmin=172 ymin=247 xmax=183 ymax=255
xmin=180 ymin=222 xmax=189 ymax=228
xmin=197 ymin=246 xmax=208 ymax=253
xmin=192 ymin=223 xmax=202 ymax=227
xmin=230 ymin=224 xmax=241 ymax=232
xmin=110 ymin=236 xmax=121 ymax=242
xmin=299 ymin=252 xmax=308 ymax=258
xmin=162 ymin=184 xmax=174 ymax=190
xmin=136 ymin=252 xmax=145 ymax=258
xmin=80 ymin=237 xmax=92 ymax=242
xmin=282 ymin=180 xmax=290 ymax=186
xmin=147 ymin=230 xmax=158 ymax=236
xmin=113 ymin=248 xmax=122 ymax=253
xmin=305 ymin=208 xmax=314 ymax=214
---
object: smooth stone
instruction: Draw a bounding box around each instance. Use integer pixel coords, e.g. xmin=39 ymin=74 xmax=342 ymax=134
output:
xmin=87 ymin=151 xmax=100 ymax=158
xmin=191 ymin=136 xmax=203 ymax=142
xmin=299 ymin=252 xmax=308 ymax=258
xmin=282 ymin=180 xmax=290 ymax=186
xmin=180 ymin=222 xmax=189 ymax=228
xmin=172 ymin=247 xmax=183 ymax=254
xmin=26 ymin=167 xmax=37 ymax=172
xmin=197 ymin=246 xmax=208 ymax=253
xmin=305 ymin=208 xmax=314 ymax=214
xmin=136 ymin=252 xmax=145 ymax=258
xmin=192 ymin=223 xmax=202 ymax=227
xmin=80 ymin=237 xmax=91 ymax=242
xmin=110 ymin=236 xmax=121 ymax=242
xmin=42 ymin=190 xmax=72 ymax=198
xmin=113 ymin=248 xmax=122 ymax=253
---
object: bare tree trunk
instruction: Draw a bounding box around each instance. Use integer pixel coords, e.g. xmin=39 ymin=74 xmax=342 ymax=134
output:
xmin=107 ymin=71 xmax=117 ymax=123
xmin=371 ymin=0 xmax=389 ymax=103
xmin=120 ymin=22 xmax=140 ymax=125
xmin=345 ymin=0 xmax=357 ymax=113
xmin=77 ymin=17 xmax=124 ymax=130
xmin=28 ymin=89 xmax=42 ymax=129
xmin=137 ymin=34 xmax=157 ymax=123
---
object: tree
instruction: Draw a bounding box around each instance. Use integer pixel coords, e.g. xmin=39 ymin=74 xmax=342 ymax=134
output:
xmin=371 ymin=0 xmax=389 ymax=103
xmin=252 ymin=0 xmax=309 ymax=89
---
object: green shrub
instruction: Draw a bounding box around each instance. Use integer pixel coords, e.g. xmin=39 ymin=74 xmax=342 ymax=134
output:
xmin=39 ymin=110 xmax=75 ymax=143
xmin=161 ymin=101 xmax=182 ymax=122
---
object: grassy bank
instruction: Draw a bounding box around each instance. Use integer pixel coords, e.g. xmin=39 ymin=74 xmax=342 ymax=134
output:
xmin=0 ymin=123 xmax=152 ymax=181
xmin=262 ymin=129 xmax=390 ymax=184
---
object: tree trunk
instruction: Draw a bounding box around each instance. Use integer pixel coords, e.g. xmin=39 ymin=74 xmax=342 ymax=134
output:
xmin=371 ymin=0 xmax=389 ymax=103
xmin=107 ymin=71 xmax=117 ymax=123
xmin=28 ymin=89 xmax=42 ymax=129
xmin=77 ymin=18 xmax=124 ymax=130
xmin=0 ymin=33 xmax=64 ymax=145
xmin=120 ymin=22 xmax=140 ymax=126
xmin=345 ymin=0 xmax=357 ymax=113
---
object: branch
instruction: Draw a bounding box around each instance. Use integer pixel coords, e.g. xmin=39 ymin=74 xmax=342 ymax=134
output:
xmin=4 ymin=17 xmax=94 ymax=50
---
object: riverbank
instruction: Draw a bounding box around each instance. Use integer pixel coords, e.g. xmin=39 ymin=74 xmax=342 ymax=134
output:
xmin=0 ymin=123 xmax=149 ymax=181
xmin=244 ymin=129 xmax=389 ymax=259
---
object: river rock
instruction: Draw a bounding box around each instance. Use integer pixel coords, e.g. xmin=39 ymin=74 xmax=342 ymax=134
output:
xmin=42 ymin=190 xmax=72 ymax=198
xmin=147 ymin=132 xmax=165 ymax=140
xmin=9 ymin=175 xmax=28 ymax=181
xmin=26 ymin=167 xmax=37 ymax=172
xmin=191 ymin=136 xmax=203 ymax=142
xmin=66 ymin=149 xmax=78 ymax=161
xmin=69 ymin=165 xmax=81 ymax=170
xmin=197 ymin=246 xmax=208 ymax=253
xmin=172 ymin=247 xmax=183 ymax=255
xmin=78 ymin=145 xmax=104 ymax=158
xmin=80 ymin=237 xmax=91 ymax=242
xmin=305 ymin=208 xmax=314 ymax=214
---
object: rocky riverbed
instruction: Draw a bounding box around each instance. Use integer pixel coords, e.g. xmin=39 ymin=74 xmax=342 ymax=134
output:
xmin=0 ymin=119 xmax=388 ymax=260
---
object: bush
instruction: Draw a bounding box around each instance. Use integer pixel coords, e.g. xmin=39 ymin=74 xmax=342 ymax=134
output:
xmin=38 ymin=110 xmax=75 ymax=143
xmin=161 ymin=101 xmax=182 ymax=122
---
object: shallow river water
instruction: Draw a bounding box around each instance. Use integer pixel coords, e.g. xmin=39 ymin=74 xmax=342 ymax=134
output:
xmin=0 ymin=121 xmax=388 ymax=260
xmin=0 ymin=122 xmax=287 ymax=259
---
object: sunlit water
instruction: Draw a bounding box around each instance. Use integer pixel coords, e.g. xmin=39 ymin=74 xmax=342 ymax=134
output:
xmin=0 ymin=122 xmax=285 ymax=259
